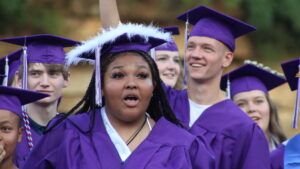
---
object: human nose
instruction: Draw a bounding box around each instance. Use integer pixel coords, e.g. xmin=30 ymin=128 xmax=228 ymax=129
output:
xmin=40 ymin=74 xmax=50 ymax=87
xmin=125 ymin=76 xmax=137 ymax=89
xmin=246 ymin=102 xmax=257 ymax=114
xmin=166 ymin=59 xmax=177 ymax=69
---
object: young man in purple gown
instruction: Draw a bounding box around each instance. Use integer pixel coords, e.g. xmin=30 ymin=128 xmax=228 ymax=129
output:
xmin=162 ymin=5 xmax=271 ymax=169
xmin=0 ymin=35 xmax=80 ymax=168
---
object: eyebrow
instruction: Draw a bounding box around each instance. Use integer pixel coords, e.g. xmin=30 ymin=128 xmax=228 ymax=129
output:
xmin=0 ymin=121 xmax=12 ymax=125
xmin=156 ymin=54 xmax=169 ymax=57
xmin=111 ymin=65 xmax=149 ymax=70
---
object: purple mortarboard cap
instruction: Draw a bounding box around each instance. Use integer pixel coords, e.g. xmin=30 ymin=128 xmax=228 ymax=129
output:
xmin=177 ymin=5 xmax=256 ymax=51
xmin=0 ymin=49 xmax=23 ymax=86
xmin=155 ymin=26 xmax=180 ymax=52
xmin=281 ymin=58 xmax=300 ymax=128
xmin=0 ymin=34 xmax=80 ymax=64
xmin=221 ymin=63 xmax=286 ymax=98
xmin=0 ymin=74 xmax=5 ymax=84
xmin=0 ymin=86 xmax=49 ymax=118
xmin=281 ymin=58 xmax=300 ymax=91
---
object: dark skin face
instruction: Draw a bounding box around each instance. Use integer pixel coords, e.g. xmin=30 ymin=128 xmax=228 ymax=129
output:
xmin=102 ymin=52 xmax=154 ymax=124
xmin=0 ymin=109 xmax=22 ymax=166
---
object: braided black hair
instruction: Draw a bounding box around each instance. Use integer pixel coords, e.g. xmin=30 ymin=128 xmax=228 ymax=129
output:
xmin=46 ymin=50 xmax=182 ymax=133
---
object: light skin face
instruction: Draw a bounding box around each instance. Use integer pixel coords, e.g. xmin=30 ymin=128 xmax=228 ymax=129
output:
xmin=17 ymin=63 xmax=69 ymax=105
xmin=186 ymin=36 xmax=233 ymax=83
xmin=155 ymin=50 xmax=180 ymax=87
xmin=102 ymin=53 xmax=154 ymax=124
xmin=0 ymin=110 xmax=22 ymax=165
xmin=233 ymin=90 xmax=270 ymax=134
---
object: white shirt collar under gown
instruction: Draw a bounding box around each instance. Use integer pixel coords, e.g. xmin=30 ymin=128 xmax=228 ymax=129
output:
xmin=101 ymin=108 xmax=132 ymax=162
xmin=101 ymin=108 xmax=152 ymax=162
xmin=188 ymin=99 xmax=211 ymax=127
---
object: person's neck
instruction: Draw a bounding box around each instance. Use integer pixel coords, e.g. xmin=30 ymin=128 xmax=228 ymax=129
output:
xmin=26 ymin=101 xmax=58 ymax=126
xmin=0 ymin=157 xmax=17 ymax=169
xmin=187 ymin=77 xmax=227 ymax=105
xmin=105 ymin=110 xmax=153 ymax=151
xmin=108 ymin=114 xmax=147 ymax=140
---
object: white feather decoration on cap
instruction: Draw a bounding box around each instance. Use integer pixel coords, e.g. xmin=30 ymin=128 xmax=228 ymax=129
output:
xmin=66 ymin=22 xmax=172 ymax=66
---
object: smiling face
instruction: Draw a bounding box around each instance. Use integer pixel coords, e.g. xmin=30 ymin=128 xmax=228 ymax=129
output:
xmin=155 ymin=50 xmax=180 ymax=87
xmin=185 ymin=36 xmax=233 ymax=83
xmin=18 ymin=63 xmax=69 ymax=105
xmin=0 ymin=109 xmax=22 ymax=163
xmin=102 ymin=52 xmax=154 ymax=124
xmin=233 ymin=90 xmax=270 ymax=134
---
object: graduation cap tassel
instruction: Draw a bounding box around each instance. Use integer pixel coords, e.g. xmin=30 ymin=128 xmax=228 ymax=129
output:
xmin=150 ymin=48 xmax=156 ymax=60
xmin=183 ymin=18 xmax=189 ymax=86
xmin=22 ymin=112 xmax=34 ymax=150
xmin=292 ymin=64 xmax=300 ymax=128
xmin=2 ymin=56 xmax=9 ymax=86
xmin=95 ymin=46 xmax=102 ymax=107
xmin=22 ymin=46 xmax=28 ymax=112
xmin=20 ymin=45 xmax=34 ymax=150
xmin=226 ymin=76 xmax=231 ymax=99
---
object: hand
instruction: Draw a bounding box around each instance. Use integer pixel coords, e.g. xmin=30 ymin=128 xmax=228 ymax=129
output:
xmin=0 ymin=143 xmax=6 ymax=163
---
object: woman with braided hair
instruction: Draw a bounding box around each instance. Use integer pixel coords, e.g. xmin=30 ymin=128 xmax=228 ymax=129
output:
xmin=22 ymin=23 xmax=215 ymax=169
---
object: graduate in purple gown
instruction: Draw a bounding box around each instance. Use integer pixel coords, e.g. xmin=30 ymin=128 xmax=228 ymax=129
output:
xmin=220 ymin=60 xmax=287 ymax=151
xmin=22 ymin=23 xmax=215 ymax=169
xmin=0 ymin=35 xmax=80 ymax=168
xmin=0 ymin=85 xmax=48 ymax=169
xmin=161 ymin=5 xmax=271 ymax=169
xmin=270 ymin=58 xmax=300 ymax=169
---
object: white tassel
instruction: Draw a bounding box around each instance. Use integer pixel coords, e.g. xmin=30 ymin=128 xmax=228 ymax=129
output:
xmin=150 ymin=48 xmax=156 ymax=60
xmin=2 ymin=56 xmax=9 ymax=86
xmin=22 ymin=46 xmax=28 ymax=112
xmin=226 ymin=76 xmax=231 ymax=99
xmin=95 ymin=46 xmax=102 ymax=107
xmin=183 ymin=18 xmax=189 ymax=85
xmin=292 ymin=64 xmax=300 ymax=128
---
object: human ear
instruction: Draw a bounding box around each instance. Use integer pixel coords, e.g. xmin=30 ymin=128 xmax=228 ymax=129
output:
xmin=15 ymin=71 xmax=23 ymax=88
xmin=63 ymin=72 xmax=71 ymax=88
xmin=222 ymin=51 xmax=233 ymax=68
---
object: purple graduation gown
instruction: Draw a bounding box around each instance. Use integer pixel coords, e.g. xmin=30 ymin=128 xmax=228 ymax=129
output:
xmin=22 ymin=110 xmax=215 ymax=169
xmin=15 ymin=113 xmax=66 ymax=168
xmin=15 ymin=119 xmax=44 ymax=168
xmin=164 ymin=86 xmax=270 ymax=169
xmin=270 ymin=144 xmax=284 ymax=169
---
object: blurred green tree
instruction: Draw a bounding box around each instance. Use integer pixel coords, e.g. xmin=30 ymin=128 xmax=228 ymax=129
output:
xmin=0 ymin=0 xmax=63 ymax=35
xmin=121 ymin=0 xmax=300 ymax=60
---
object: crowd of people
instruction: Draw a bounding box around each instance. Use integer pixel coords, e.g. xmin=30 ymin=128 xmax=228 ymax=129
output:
xmin=0 ymin=0 xmax=299 ymax=169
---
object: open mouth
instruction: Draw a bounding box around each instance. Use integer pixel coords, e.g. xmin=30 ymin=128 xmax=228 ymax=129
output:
xmin=123 ymin=95 xmax=139 ymax=107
